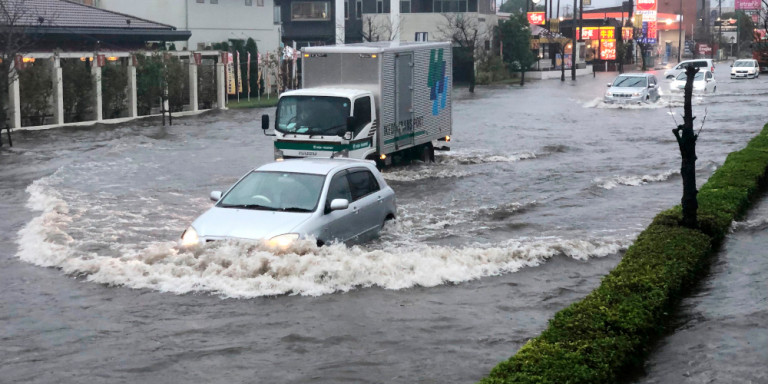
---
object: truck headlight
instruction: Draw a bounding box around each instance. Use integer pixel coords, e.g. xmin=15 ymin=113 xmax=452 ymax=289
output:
xmin=181 ymin=226 xmax=200 ymax=247
xmin=267 ymin=233 xmax=299 ymax=249
xmin=274 ymin=148 xmax=284 ymax=161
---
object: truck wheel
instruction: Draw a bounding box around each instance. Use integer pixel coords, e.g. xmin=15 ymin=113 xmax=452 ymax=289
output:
xmin=419 ymin=143 xmax=435 ymax=163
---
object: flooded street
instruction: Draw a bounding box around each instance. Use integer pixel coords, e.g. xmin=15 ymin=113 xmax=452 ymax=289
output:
xmin=1 ymin=63 xmax=767 ymax=383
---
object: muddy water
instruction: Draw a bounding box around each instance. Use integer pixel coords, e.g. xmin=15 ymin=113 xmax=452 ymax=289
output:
xmin=1 ymin=63 xmax=766 ymax=383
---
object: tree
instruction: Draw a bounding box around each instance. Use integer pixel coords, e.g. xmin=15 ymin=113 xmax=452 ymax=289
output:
xmin=540 ymin=29 xmax=570 ymax=81
xmin=438 ymin=13 xmax=488 ymax=93
xmin=672 ymin=64 xmax=700 ymax=229
xmin=62 ymin=59 xmax=93 ymax=122
xmin=499 ymin=13 xmax=536 ymax=86
xmin=499 ymin=0 xmax=545 ymax=14
xmin=361 ymin=15 xmax=398 ymax=42
xmin=0 ymin=0 xmax=52 ymax=140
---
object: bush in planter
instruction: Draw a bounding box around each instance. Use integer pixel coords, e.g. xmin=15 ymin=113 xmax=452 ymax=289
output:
xmin=101 ymin=62 xmax=127 ymax=119
xmin=197 ymin=62 xmax=216 ymax=109
xmin=62 ymin=59 xmax=93 ymax=123
xmin=136 ymin=54 xmax=164 ymax=116
xmin=19 ymin=62 xmax=53 ymax=126
xmin=165 ymin=55 xmax=187 ymax=112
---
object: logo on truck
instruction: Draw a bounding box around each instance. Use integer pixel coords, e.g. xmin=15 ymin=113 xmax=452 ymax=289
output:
xmin=428 ymin=49 xmax=448 ymax=116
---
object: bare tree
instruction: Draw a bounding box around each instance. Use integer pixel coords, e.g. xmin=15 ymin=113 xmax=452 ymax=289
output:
xmin=539 ymin=29 xmax=570 ymax=82
xmin=672 ymin=65 xmax=701 ymax=229
xmin=361 ymin=14 xmax=398 ymax=42
xmin=438 ymin=13 xmax=488 ymax=93
xmin=0 ymin=0 xmax=52 ymax=145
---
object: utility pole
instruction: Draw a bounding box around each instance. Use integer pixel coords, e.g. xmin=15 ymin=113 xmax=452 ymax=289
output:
xmin=677 ymin=0 xmax=683 ymax=62
xmin=718 ymin=0 xmax=722 ymax=60
xmin=571 ymin=0 xmax=577 ymax=80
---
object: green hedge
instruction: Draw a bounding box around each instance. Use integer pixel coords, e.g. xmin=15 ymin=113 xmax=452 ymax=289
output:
xmin=480 ymin=123 xmax=768 ymax=384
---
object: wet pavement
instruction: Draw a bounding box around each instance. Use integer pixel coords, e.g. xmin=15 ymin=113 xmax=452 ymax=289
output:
xmin=1 ymin=62 xmax=766 ymax=383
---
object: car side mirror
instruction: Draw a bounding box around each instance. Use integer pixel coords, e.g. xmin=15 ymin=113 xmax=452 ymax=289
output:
xmin=261 ymin=114 xmax=269 ymax=130
xmin=606 ymin=83 xmax=612 ymax=87
xmin=210 ymin=191 xmax=222 ymax=202
xmin=329 ymin=198 xmax=349 ymax=211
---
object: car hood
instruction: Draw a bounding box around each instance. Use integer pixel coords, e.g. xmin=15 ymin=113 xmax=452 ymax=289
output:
xmin=191 ymin=206 xmax=313 ymax=240
xmin=609 ymin=86 xmax=646 ymax=93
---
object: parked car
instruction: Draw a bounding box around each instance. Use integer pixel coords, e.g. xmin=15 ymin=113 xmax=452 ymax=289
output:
xmin=181 ymin=158 xmax=396 ymax=248
xmin=603 ymin=73 xmax=661 ymax=104
xmin=664 ymin=59 xmax=716 ymax=79
xmin=669 ymin=70 xmax=717 ymax=94
xmin=730 ymin=59 xmax=760 ymax=79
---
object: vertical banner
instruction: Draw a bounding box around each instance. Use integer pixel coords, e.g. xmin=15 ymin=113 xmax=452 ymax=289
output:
xmin=247 ymin=52 xmax=251 ymax=99
xmin=193 ymin=52 xmax=202 ymax=66
xmin=14 ymin=55 xmax=24 ymax=70
xmin=97 ymin=54 xmax=106 ymax=67
xmin=236 ymin=51 xmax=243 ymax=95
xmin=226 ymin=53 xmax=236 ymax=95
xmin=257 ymin=53 xmax=262 ymax=100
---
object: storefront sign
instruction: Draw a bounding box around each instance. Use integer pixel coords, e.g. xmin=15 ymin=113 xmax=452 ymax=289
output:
xmin=647 ymin=21 xmax=657 ymax=39
xmin=600 ymin=39 xmax=617 ymax=60
xmin=622 ymin=27 xmax=633 ymax=41
xmin=636 ymin=0 xmax=657 ymax=11
xmin=599 ymin=27 xmax=615 ymax=39
xmin=698 ymin=44 xmax=712 ymax=54
xmin=735 ymin=0 xmax=760 ymax=10
xmin=527 ymin=12 xmax=545 ymax=25
xmin=577 ymin=27 xmax=599 ymax=40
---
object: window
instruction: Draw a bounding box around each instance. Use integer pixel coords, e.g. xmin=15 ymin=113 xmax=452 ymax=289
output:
xmin=257 ymin=0 xmax=264 ymax=5
xmin=433 ymin=0 xmax=467 ymax=12
xmin=210 ymin=0 xmax=218 ymax=4
xmin=291 ymin=2 xmax=330 ymax=21
xmin=274 ymin=5 xmax=281 ymax=24
xmin=347 ymin=170 xmax=380 ymax=201
xmin=352 ymin=97 xmax=371 ymax=134
xmin=197 ymin=0 xmax=204 ymax=3
xmin=377 ymin=0 xmax=383 ymax=13
xmin=400 ymin=0 xmax=410 ymax=13
xmin=345 ymin=0 xmax=349 ymax=19
xmin=355 ymin=0 xmax=362 ymax=18
xmin=326 ymin=172 xmax=352 ymax=212
xmin=245 ymin=0 xmax=252 ymax=5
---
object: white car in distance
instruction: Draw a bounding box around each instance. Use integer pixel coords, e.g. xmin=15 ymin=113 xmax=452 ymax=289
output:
xmin=669 ymin=70 xmax=717 ymax=94
xmin=730 ymin=59 xmax=760 ymax=79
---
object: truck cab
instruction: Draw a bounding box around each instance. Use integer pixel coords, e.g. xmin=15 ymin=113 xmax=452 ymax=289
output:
xmin=270 ymin=88 xmax=377 ymax=161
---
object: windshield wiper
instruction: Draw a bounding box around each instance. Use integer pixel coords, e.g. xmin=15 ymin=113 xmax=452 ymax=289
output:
xmin=220 ymin=203 xmax=275 ymax=210
xmin=280 ymin=207 xmax=313 ymax=212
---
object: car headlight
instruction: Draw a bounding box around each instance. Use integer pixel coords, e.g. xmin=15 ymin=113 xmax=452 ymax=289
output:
xmin=632 ymin=92 xmax=641 ymax=97
xmin=605 ymin=91 xmax=612 ymax=97
xmin=181 ymin=226 xmax=200 ymax=247
xmin=267 ymin=233 xmax=299 ymax=249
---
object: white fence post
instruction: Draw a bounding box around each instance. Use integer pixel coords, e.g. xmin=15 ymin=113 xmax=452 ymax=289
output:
xmin=189 ymin=55 xmax=199 ymax=112
xmin=8 ymin=62 xmax=21 ymax=129
xmin=92 ymin=58 xmax=103 ymax=121
xmin=216 ymin=62 xmax=226 ymax=110
xmin=127 ymin=56 xmax=137 ymax=118
xmin=52 ymin=55 xmax=64 ymax=126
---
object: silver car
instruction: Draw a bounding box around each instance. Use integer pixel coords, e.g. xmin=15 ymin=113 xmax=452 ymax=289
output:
xmin=604 ymin=73 xmax=660 ymax=104
xmin=181 ymin=158 xmax=396 ymax=248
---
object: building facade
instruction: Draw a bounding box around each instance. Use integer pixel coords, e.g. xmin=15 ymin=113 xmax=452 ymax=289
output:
xmin=82 ymin=0 xmax=280 ymax=53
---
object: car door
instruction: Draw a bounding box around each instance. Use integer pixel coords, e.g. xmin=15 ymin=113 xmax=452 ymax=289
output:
xmin=320 ymin=170 xmax=356 ymax=243
xmin=346 ymin=168 xmax=384 ymax=241
xmin=705 ymin=71 xmax=715 ymax=93
xmin=649 ymin=76 xmax=659 ymax=100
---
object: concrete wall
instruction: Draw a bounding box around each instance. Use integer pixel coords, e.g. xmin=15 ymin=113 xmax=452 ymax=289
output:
xmin=363 ymin=12 xmax=497 ymax=44
xmin=96 ymin=0 xmax=280 ymax=53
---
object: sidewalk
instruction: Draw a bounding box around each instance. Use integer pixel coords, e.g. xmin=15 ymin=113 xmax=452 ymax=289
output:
xmin=635 ymin=195 xmax=768 ymax=383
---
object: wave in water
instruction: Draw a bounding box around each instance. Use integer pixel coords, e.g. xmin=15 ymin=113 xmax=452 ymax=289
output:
xmin=17 ymin=174 xmax=630 ymax=298
xmin=593 ymin=169 xmax=680 ymax=190
xmin=382 ymin=151 xmax=537 ymax=182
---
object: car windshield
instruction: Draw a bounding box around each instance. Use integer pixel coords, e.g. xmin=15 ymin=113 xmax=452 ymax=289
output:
xmin=218 ymin=171 xmax=325 ymax=212
xmin=676 ymin=72 xmax=705 ymax=80
xmin=275 ymin=96 xmax=351 ymax=136
xmin=612 ymin=76 xmax=647 ymax=87
xmin=733 ymin=61 xmax=752 ymax=67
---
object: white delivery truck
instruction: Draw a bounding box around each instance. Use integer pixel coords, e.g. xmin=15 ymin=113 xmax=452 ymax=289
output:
xmin=261 ymin=41 xmax=452 ymax=166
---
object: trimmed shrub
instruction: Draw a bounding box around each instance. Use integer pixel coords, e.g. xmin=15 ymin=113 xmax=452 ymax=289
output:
xmin=61 ymin=59 xmax=93 ymax=123
xmin=19 ymin=62 xmax=53 ymax=126
xmin=480 ymin=123 xmax=768 ymax=384
xmin=198 ymin=62 xmax=217 ymax=110
xmin=136 ymin=54 xmax=164 ymax=116
xmin=101 ymin=62 xmax=127 ymax=119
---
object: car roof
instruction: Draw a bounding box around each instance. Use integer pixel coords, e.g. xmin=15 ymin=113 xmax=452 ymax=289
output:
xmin=617 ymin=73 xmax=653 ymax=77
xmin=255 ymin=158 xmax=374 ymax=175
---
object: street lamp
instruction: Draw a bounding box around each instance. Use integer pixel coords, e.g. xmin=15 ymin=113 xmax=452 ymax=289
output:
xmin=730 ymin=36 xmax=735 ymax=57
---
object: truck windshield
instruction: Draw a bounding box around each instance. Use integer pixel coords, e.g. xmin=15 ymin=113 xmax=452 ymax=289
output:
xmin=276 ymin=96 xmax=351 ymax=136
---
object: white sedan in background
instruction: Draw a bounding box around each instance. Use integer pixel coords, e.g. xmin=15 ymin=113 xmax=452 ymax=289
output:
xmin=730 ymin=59 xmax=760 ymax=79
xmin=669 ymin=70 xmax=717 ymax=94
